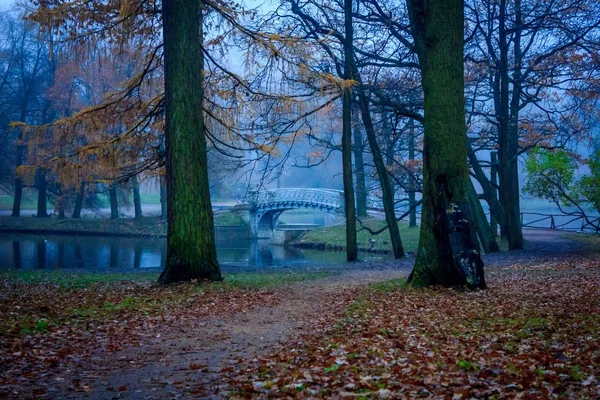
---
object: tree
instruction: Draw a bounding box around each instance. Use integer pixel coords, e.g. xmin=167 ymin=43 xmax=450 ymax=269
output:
xmin=406 ymin=0 xmax=485 ymax=289
xmin=158 ymin=0 xmax=222 ymax=283
xmin=524 ymin=146 xmax=600 ymax=231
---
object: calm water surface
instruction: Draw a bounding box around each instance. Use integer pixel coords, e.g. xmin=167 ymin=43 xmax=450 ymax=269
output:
xmin=0 ymin=228 xmax=392 ymax=272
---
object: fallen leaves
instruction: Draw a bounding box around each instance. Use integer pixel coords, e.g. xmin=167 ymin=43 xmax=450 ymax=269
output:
xmin=224 ymin=257 xmax=600 ymax=398
xmin=0 ymin=278 xmax=280 ymax=398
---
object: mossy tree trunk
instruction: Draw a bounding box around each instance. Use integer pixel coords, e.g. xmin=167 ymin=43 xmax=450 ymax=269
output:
xmin=406 ymin=0 xmax=485 ymax=289
xmin=158 ymin=0 xmax=222 ymax=283
xmin=342 ymin=0 xmax=357 ymax=262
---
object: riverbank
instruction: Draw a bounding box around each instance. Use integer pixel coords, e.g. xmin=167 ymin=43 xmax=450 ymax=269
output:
xmin=0 ymin=212 xmax=247 ymax=238
xmin=291 ymin=219 xmax=420 ymax=254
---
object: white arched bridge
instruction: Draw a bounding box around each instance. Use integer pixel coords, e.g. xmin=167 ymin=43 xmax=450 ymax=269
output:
xmin=234 ymin=188 xmax=384 ymax=238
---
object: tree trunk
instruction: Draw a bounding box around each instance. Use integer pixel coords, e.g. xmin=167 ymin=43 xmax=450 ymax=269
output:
xmin=160 ymin=175 xmax=167 ymax=219
xmin=356 ymin=86 xmax=405 ymax=259
xmin=159 ymin=0 xmax=222 ymax=283
xmin=466 ymin=181 xmax=499 ymax=253
xmin=342 ymin=0 xmax=358 ymax=262
xmin=406 ymin=0 xmax=485 ymax=289
xmin=467 ymin=145 xmax=506 ymax=229
xmin=408 ymin=118 xmax=417 ymax=227
xmin=11 ymin=106 xmax=27 ymax=217
xmin=352 ymin=111 xmax=368 ymax=218
xmin=73 ymin=182 xmax=85 ymax=218
xmin=497 ymin=0 xmax=523 ymax=250
xmin=490 ymin=151 xmax=499 ymax=236
xmin=109 ymin=185 xmax=119 ymax=219
xmin=133 ymin=176 xmax=143 ymax=219
xmin=35 ymin=169 xmax=48 ymax=218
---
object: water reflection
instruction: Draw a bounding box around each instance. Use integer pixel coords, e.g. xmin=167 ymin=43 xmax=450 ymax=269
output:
xmin=0 ymin=229 xmax=381 ymax=271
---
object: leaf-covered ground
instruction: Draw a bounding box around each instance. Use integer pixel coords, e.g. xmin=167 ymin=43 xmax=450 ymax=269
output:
xmin=0 ymin=231 xmax=599 ymax=399
xmin=224 ymin=257 xmax=600 ymax=398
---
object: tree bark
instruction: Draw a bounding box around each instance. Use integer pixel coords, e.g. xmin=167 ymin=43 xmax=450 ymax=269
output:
xmin=35 ymin=169 xmax=48 ymax=218
xmin=490 ymin=151 xmax=499 ymax=236
xmin=159 ymin=0 xmax=222 ymax=283
xmin=352 ymin=110 xmax=368 ymax=218
xmin=133 ymin=176 xmax=143 ymax=219
xmin=73 ymin=182 xmax=85 ymax=218
xmin=342 ymin=0 xmax=358 ymax=262
xmin=109 ymin=185 xmax=119 ymax=219
xmin=466 ymin=181 xmax=499 ymax=253
xmin=406 ymin=0 xmax=485 ymax=289
xmin=408 ymin=119 xmax=417 ymax=227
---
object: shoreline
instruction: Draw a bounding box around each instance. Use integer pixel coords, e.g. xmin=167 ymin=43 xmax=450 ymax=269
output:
xmin=0 ymin=216 xmax=247 ymax=239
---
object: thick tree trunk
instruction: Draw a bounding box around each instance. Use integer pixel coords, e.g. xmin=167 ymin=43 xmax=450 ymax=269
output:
xmin=35 ymin=169 xmax=48 ymax=218
xmin=342 ymin=0 xmax=357 ymax=262
xmin=159 ymin=0 xmax=222 ymax=283
xmin=159 ymin=175 xmax=167 ymax=219
xmin=356 ymin=86 xmax=405 ymax=259
xmin=73 ymin=182 xmax=85 ymax=218
xmin=406 ymin=0 xmax=485 ymax=289
xmin=109 ymin=185 xmax=119 ymax=219
xmin=133 ymin=176 xmax=143 ymax=219
xmin=352 ymin=111 xmax=368 ymax=218
xmin=408 ymin=119 xmax=417 ymax=227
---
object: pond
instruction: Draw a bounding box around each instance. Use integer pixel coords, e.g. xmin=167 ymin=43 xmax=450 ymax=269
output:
xmin=0 ymin=228 xmax=392 ymax=272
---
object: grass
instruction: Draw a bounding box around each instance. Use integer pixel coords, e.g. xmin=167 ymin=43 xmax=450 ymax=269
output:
xmin=0 ymin=270 xmax=159 ymax=288
xmin=214 ymin=211 xmax=247 ymax=226
xmin=563 ymin=232 xmax=600 ymax=250
xmin=222 ymin=271 xmax=332 ymax=289
xmin=0 ymin=269 xmax=332 ymax=337
xmin=0 ymin=269 xmax=331 ymax=290
xmin=0 ymin=194 xmax=43 ymax=211
xmin=293 ymin=219 xmax=419 ymax=254
xmin=0 ymin=215 xmax=167 ymax=236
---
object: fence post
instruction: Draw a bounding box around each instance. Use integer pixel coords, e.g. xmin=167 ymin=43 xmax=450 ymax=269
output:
xmin=520 ymin=212 xmax=524 ymax=226
xmin=550 ymin=215 xmax=555 ymax=229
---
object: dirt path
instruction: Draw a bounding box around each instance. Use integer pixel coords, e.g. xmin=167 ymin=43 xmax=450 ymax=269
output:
xmin=52 ymin=268 xmax=409 ymax=399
